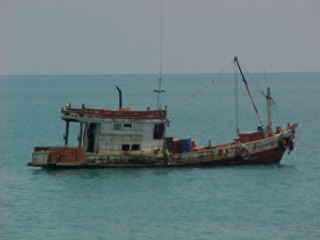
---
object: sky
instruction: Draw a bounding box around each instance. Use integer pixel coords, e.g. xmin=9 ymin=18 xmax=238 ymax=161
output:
xmin=0 ymin=0 xmax=319 ymax=74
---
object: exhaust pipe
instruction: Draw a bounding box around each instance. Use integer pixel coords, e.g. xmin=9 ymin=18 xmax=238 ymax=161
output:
xmin=115 ymin=86 xmax=122 ymax=109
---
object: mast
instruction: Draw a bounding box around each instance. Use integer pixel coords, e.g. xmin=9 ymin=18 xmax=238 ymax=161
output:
xmin=233 ymin=56 xmax=264 ymax=128
xmin=154 ymin=0 xmax=165 ymax=109
xmin=266 ymin=87 xmax=272 ymax=135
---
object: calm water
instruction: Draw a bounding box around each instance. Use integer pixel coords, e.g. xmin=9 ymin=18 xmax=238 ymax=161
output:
xmin=1 ymin=73 xmax=320 ymax=239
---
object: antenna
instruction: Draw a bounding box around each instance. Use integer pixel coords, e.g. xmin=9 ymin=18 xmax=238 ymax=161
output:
xmin=154 ymin=0 xmax=165 ymax=109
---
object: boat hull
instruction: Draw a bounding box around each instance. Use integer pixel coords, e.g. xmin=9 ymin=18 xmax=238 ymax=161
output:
xmin=29 ymin=128 xmax=296 ymax=169
xmin=28 ymin=144 xmax=286 ymax=169
xmin=192 ymin=147 xmax=285 ymax=167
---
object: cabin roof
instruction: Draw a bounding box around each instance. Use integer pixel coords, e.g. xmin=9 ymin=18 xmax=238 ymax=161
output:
xmin=61 ymin=106 xmax=167 ymax=121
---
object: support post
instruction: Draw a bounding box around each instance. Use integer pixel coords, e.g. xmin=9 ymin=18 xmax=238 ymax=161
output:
xmin=78 ymin=122 xmax=83 ymax=148
xmin=64 ymin=120 xmax=70 ymax=146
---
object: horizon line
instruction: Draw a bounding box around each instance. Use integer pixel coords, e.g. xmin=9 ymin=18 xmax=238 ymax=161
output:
xmin=0 ymin=71 xmax=319 ymax=77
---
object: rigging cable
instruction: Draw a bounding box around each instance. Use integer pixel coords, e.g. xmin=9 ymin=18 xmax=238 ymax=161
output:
xmin=234 ymin=63 xmax=240 ymax=136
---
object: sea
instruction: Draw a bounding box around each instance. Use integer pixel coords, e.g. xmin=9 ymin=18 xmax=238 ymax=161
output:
xmin=0 ymin=73 xmax=319 ymax=240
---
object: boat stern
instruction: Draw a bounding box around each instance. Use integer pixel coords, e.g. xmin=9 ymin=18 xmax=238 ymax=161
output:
xmin=29 ymin=147 xmax=51 ymax=166
xmin=29 ymin=146 xmax=86 ymax=167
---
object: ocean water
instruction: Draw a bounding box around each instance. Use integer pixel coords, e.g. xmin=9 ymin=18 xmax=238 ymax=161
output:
xmin=1 ymin=73 xmax=320 ymax=239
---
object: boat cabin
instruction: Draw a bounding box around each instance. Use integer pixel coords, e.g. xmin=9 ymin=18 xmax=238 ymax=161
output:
xmin=61 ymin=104 xmax=168 ymax=154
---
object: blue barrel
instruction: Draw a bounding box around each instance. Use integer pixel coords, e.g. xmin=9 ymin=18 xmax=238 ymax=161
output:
xmin=179 ymin=139 xmax=192 ymax=153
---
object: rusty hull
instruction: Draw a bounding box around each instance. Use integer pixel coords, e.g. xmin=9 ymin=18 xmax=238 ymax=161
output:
xmin=29 ymin=130 xmax=293 ymax=168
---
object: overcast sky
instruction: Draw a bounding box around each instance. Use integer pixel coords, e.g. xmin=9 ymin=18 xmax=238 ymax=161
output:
xmin=0 ymin=0 xmax=319 ymax=74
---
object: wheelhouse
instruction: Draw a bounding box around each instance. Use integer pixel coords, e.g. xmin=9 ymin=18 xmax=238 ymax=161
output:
xmin=61 ymin=104 xmax=168 ymax=154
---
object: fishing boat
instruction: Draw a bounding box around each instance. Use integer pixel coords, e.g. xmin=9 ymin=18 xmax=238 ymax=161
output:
xmin=28 ymin=57 xmax=298 ymax=168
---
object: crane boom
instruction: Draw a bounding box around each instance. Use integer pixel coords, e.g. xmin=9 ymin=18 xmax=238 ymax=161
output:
xmin=233 ymin=56 xmax=264 ymax=127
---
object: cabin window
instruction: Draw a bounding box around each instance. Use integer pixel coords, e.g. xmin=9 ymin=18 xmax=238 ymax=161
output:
xmin=122 ymin=144 xmax=130 ymax=151
xmin=114 ymin=123 xmax=122 ymax=130
xmin=153 ymin=123 xmax=165 ymax=139
xmin=131 ymin=144 xmax=140 ymax=151
xmin=123 ymin=123 xmax=132 ymax=128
